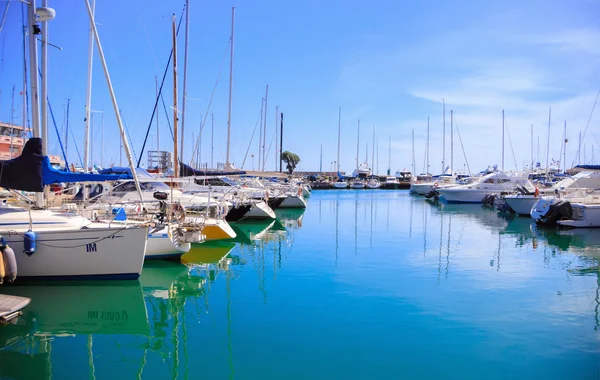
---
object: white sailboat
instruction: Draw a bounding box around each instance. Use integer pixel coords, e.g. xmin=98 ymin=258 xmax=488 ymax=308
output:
xmin=0 ymin=1 xmax=148 ymax=281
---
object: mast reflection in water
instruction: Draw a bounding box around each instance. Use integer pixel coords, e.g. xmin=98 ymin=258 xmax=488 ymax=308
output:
xmin=0 ymin=191 xmax=598 ymax=379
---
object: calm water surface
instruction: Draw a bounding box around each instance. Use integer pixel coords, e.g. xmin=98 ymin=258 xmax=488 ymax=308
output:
xmin=1 ymin=190 xmax=599 ymax=379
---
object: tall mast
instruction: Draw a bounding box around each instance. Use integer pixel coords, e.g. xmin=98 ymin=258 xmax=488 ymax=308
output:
xmin=225 ymin=6 xmax=235 ymax=168
xmin=501 ymin=109 xmax=505 ymax=171
xmin=388 ymin=134 xmax=391 ymax=175
xmin=578 ymin=131 xmax=582 ymax=165
xmin=376 ymin=137 xmax=379 ymax=175
xmin=411 ymin=129 xmax=415 ymax=175
xmin=10 ymin=86 xmax=15 ymax=159
xmin=180 ymin=0 xmax=190 ymax=163
xmin=275 ymin=105 xmax=279 ymax=170
xmin=26 ymin=0 xmax=42 ymax=207
xmin=83 ymin=0 xmax=95 ymax=173
xmin=211 ymin=113 xmax=214 ymax=168
xmin=426 ymin=116 xmax=430 ymax=174
xmin=356 ymin=120 xmax=360 ymax=173
xmin=101 ymin=111 xmax=104 ymax=167
xmin=172 ymin=15 xmax=179 ymax=178
xmin=258 ymin=98 xmax=263 ymax=169
xmin=563 ymin=120 xmax=567 ymax=173
xmin=450 ymin=110 xmax=454 ymax=174
xmin=546 ymin=107 xmax=551 ymax=171
xmin=41 ymin=0 xmax=48 ymax=158
xmin=530 ymin=124 xmax=533 ymax=169
xmin=84 ymin=0 xmax=145 ymax=206
xmin=155 ymin=76 xmax=159 ymax=152
xmin=319 ymin=144 xmax=322 ymax=174
xmin=442 ymin=98 xmax=445 ymax=172
xmin=336 ymin=106 xmax=341 ymax=172
xmin=263 ymin=84 xmax=268 ymax=171
xmin=371 ymin=124 xmax=375 ymax=171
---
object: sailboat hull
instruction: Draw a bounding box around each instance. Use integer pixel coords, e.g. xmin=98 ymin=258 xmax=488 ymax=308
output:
xmin=4 ymin=226 xmax=148 ymax=281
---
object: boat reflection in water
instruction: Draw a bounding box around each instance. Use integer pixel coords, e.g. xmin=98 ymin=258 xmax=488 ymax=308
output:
xmin=0 ymin=281 xmax=149 ymax=379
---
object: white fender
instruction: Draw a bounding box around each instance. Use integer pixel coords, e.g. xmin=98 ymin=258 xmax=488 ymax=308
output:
xmin=2 ymin=246 xmax=17 ymax=283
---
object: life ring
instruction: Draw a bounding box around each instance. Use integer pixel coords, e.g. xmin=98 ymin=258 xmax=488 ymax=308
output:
xmin=433 ymin=182 xmax=439 ymax=189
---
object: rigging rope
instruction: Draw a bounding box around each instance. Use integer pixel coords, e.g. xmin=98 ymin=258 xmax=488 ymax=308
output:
xmin=137 ymin=3 xmax=186 ymax=167
xmin=159 ymin=90 xmax=175 ymax=140
xmin=451 ymin=114 xmax=472 ymax=176
xmin=573 ymin=87 xmax=600 ymax=167
xmin=0 ymin=1 xmax=10 ymax=36
xmin=502 ymin=113 xmax=519 ymax=171
xmin=241 ymin=110 xmax=262 ymax=169
xmin=189 ymin=39 xmax=231 ymax=166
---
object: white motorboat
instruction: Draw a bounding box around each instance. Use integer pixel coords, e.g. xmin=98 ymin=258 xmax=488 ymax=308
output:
xmin=437 ymin=171 xmax=534 ymax=203
xmin=410 ymin=174 xmax=455 ymax=195
xmin=558 ymin=202 xmax=600 ymax=228
xmin=409 ymin=174 xmax=433 ymax=194
xmin=506 ymin=171 xmax=600 ymax=216
xmin=531 ymin=189 xmax=600 ymax=224
xmin=382 ymin=176 xmax=399 ymax=189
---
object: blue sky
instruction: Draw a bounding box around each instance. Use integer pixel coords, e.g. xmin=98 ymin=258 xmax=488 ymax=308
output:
xmin=0 ymin=0 xmax=599 ymax=174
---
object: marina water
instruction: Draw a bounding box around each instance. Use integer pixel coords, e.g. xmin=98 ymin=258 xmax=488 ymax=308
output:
xmin=1 ymin=190 xmax=599 ymax=379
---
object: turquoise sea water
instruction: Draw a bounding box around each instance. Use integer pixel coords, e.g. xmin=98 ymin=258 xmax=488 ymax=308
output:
xmin=1 ymin=190 xmax=599 ymax=379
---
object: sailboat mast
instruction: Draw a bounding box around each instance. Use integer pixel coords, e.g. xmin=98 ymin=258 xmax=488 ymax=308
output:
xmin=41 ymin=0 xmax=48 ymax=158
xmin=156 ymin=76 xmax=160 ymax=152
xmin=411 ymin=129 xmax=415 ymax=175
xmin=442 ymin=98 xmax=445 ymax=172
xmin=546 ymin=107 xmax=551 ymax=171
xmin=83 ymin=0 xmax=144 ymax=206
xmin=319 ymin=144 xmax=322 ymax=174
xmin=530 ymin=124 xmax=533 ymax=169
xmin=426 ymin=116 xmax=430 ymax=174
xmin=563 ymin=120 xmax=567 ymax=173
xmin=211 ymin=113 xmax=214 ymax=169
xmin=372 ymin=125 xmax=375 ymax=171
xmin=578 ymin=131 xmax=582 ymax=164
xmin=356 ymin=120 xmax=360 ymax=173
xmin=337 ymin=107 xmax=341 ymax=172
xmin=275 ymin=105 xmax=279 ymax=170
xmin=26 ymin=0 xmax=42 ymax=207
xmin=258 ymin=97 xmax=263 ymax=169
xmin=83 ymin=0 xmax=95 ymax=173
xmin=388 ymin=134 xmax=391 ymax=175
xmin=180 ymin=0 xmax=190 ymax=164
xmin=450 ymin=110 xmax=454 ymax=174
xmin=225 ymin=6 xmax=235 ymax=168
xmin=263 ymin=85 xmax=268 ymax=171
xmin=501 ymin=109 xmax=505 ymax=171
xmin=171 ymin=15 xmax=179 ymax=178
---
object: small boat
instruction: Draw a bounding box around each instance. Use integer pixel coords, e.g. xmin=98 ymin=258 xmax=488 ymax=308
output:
xmin=382 ymin=176 xmax=399 ymax=189
xmin=332 ymin=180 xmax=348 ymax=189
xmin=366 ymin=177 xmax=381 ymax=189
xmin=351 ymin=180 xmax=365 ymax=189
xmin=0 ymin=294 xmax=31 ymax=324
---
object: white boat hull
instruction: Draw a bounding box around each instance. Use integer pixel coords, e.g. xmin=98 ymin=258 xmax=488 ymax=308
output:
xmin=4 ymin=226 xmax=148 ymax=280
xmin=351 ymin=183 xmax=365 ymax=189
xmin=146 ymin=226 xmax=191 ymax=259
xmin=332 ymin=182 xmax=348 ymax=189
xmin=366 ymin=182 xmax=381 ymax=189
xmin=244 ymin=201 xmax=276 ymax=219
xmin=558 ymin=203 xmax=600 ymax=228
xmin=279 ymin=195 xmax=307 ymax=208
xmin=410 ymin=183 xmax=433 ymax=195
xmin=504 ymin=195 xmax=540 ymax=216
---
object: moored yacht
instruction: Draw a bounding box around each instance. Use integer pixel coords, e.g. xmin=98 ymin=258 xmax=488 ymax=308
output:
xmin=436 ymin=171 xmax=534 ymax=204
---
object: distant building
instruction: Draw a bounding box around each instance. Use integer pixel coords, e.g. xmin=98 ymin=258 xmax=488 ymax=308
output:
xmin=147 ymin=150 xmax=173 ymax=172
xmin=0 ymin=121 xmax=62 ymax=165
